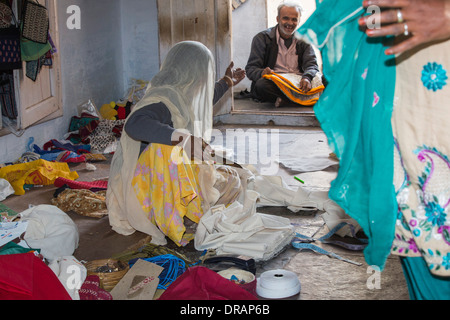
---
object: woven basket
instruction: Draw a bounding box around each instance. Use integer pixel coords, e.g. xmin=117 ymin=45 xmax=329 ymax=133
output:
xmin=85 ymin=259 xmax=129 ymax=292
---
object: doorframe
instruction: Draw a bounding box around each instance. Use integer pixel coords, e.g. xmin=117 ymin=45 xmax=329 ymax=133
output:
xmin=156 ymin=0 xmax=233 ymax=116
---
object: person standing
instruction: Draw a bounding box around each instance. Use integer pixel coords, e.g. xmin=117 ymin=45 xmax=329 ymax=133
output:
xmin=297 ymin=0 xmax=450 ymax=300
xmin=361 ymin=0 xmax=450 ymax=300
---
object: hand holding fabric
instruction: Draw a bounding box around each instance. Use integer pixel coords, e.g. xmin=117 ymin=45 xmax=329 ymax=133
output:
xmin=172 ymin=131 xmax=215 ymax=163
xmin=261 ymin=67 xmax=274 ymax=77
xmin=300 ymin=78 xmax=312 ymax=92
xmin=361 ymin=0 xmax=450 ymax=55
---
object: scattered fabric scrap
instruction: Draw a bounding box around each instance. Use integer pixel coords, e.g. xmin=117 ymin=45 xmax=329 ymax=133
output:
xmin=0 ymin=159 xmax=79 ymax=195
xmin=51 ymin=189 xmax=108 ymax=218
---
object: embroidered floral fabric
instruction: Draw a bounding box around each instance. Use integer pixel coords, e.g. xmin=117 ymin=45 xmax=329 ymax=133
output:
xmin=392 ymin=41 xmax=450 ymax=277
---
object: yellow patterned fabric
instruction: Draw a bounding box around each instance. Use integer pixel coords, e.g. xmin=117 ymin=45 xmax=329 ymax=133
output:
xmin=0 ymin=159 xmax=79 ymax=196
xmin=131 ymin=144 xmax=204 ymax=247
xmin=263 ymin=72 xmax=325 ymax=106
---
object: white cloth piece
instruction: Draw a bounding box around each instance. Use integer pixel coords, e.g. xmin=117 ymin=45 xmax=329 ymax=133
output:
xmin=321 ymin=209 xmax=362 ymax=237
xmin=48 ymin=256 xmax=87 ymax=300
xmin=19 ymin=205 xmax=79 ymax=261
xmin=195 ymin=190 xmax=295 ymax=261
xmin=242 ymin=165 xmax=361 ymax=237
xmin=0 ymin=178 xmax=14 ymax=201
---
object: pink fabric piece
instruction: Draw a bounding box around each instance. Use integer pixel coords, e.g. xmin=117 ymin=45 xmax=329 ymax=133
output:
xmin=54 ymin=177 xmax=108 ymax=191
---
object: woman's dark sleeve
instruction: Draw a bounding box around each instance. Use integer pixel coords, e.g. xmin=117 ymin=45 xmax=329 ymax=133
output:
xmin=213 ymin=79 xmax=230 ymax=105
xmin=126 ymin=81 xmax=229 ymax=146
xmin=125 ymin=102 xmax=175 ymax=146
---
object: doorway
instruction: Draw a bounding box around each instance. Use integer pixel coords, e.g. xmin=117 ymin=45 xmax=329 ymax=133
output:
xmin=219 ymin=0 xmax=321 ymax=127
xmin=156 ymin=0 xmax=321 ymax=126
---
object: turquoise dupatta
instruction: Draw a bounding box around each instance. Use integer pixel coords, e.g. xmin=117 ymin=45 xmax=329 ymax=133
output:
xmin=297 ymin=0 xmax=397 ymax=270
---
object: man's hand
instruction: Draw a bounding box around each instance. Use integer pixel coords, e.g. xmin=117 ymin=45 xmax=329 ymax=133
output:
xmin=300 ymin=78 xmax=312 ymax=92
xmin=261 ymin=67 xmax=274 ymax=77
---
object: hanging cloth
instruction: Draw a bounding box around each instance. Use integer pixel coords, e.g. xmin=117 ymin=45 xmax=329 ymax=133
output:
xmin=296 ymin=0 xmax=397 ymax=270
xmin=20 ymin=37 xmax=51 ymax=62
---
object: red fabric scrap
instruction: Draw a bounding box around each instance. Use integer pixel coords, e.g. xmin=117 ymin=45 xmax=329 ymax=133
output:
xmin=0 ymin=253 xmax=72 ymax=300
xmin=158 ymin=266 xmax=257 ymax=301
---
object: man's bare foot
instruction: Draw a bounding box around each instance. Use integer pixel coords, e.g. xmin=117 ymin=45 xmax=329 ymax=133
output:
xmin=275 ymin=97 xmax=284 ymax=108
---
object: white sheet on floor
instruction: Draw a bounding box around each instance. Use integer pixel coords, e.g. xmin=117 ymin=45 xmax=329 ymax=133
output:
xmin=250 ymin=169 xmax=361 ymax=237
xmin=194 ymin=165 xmax=361 ymax=258
xmin=278 ymin=133 xmax=338 ymax=172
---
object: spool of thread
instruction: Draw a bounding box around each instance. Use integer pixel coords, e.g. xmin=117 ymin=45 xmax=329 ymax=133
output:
xmin=256 ymin=269 xmax=301 ymax=300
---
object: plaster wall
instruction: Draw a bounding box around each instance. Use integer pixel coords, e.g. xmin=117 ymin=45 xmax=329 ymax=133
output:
xmin=0 ymin=0 xmax=159 ymax=164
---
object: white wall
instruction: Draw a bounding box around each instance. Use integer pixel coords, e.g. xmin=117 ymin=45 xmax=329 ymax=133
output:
xmin=59 ymin=0 xmax=125 ymax=111
xmin=120 ymin=0 xmax=160 ymax=86
xmin=0 ymin=0 xmax=161 ymax=164
xmin=232 ymin=0 xmax=267 ymax=93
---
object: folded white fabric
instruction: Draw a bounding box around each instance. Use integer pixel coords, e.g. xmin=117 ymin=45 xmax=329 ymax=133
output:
xmin=250 ymin=172 xmax=361 ymax=237
xmin=195 ymin=164 xmax=362 ymax=258
xmin=195 ymin=190 xmax=295 ymax=261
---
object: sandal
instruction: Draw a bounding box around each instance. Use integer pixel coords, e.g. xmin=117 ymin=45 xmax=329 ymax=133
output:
xmin=234 ymin=89 xmax=252 ymax=100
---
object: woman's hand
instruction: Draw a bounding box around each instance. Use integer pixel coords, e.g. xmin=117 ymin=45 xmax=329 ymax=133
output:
xmin=360 ymin=0 xmax=450 ymax=55
xmin=172 ymin=131 xmax=215 ymax=163
xmin=224 ymin=62 xmax=246 ymax=87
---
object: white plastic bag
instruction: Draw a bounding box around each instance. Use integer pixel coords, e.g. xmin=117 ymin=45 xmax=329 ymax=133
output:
xmin=0 ymin=178 xmax=15 ymax=201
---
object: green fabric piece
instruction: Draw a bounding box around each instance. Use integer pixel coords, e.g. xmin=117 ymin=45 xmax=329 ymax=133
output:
xmin=297 ymin=0 xmax=397 ymax=270
xmin=21 ymin=37 xmax=51 ymax=62
xmin=0 ymin=241 xmax=39 ymax=256
xmin=0 ymin=203 xmax=18 ymax=218
xmin=401 ymin=257 xmax=450 ymax=300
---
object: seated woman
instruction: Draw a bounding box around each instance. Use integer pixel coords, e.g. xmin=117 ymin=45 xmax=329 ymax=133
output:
xmin=106 ymin=41 xmax=245 ymax=247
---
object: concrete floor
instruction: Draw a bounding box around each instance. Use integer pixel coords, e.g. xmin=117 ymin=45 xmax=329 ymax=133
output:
xmin=2 ymin=123 xmax=410 ymax=300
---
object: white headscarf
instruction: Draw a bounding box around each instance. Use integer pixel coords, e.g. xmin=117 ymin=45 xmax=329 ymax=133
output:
xmin=106 ymin=41 xmax=217 ymax=243
xmin=135 ymin=40 xmax=216 ymax=141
